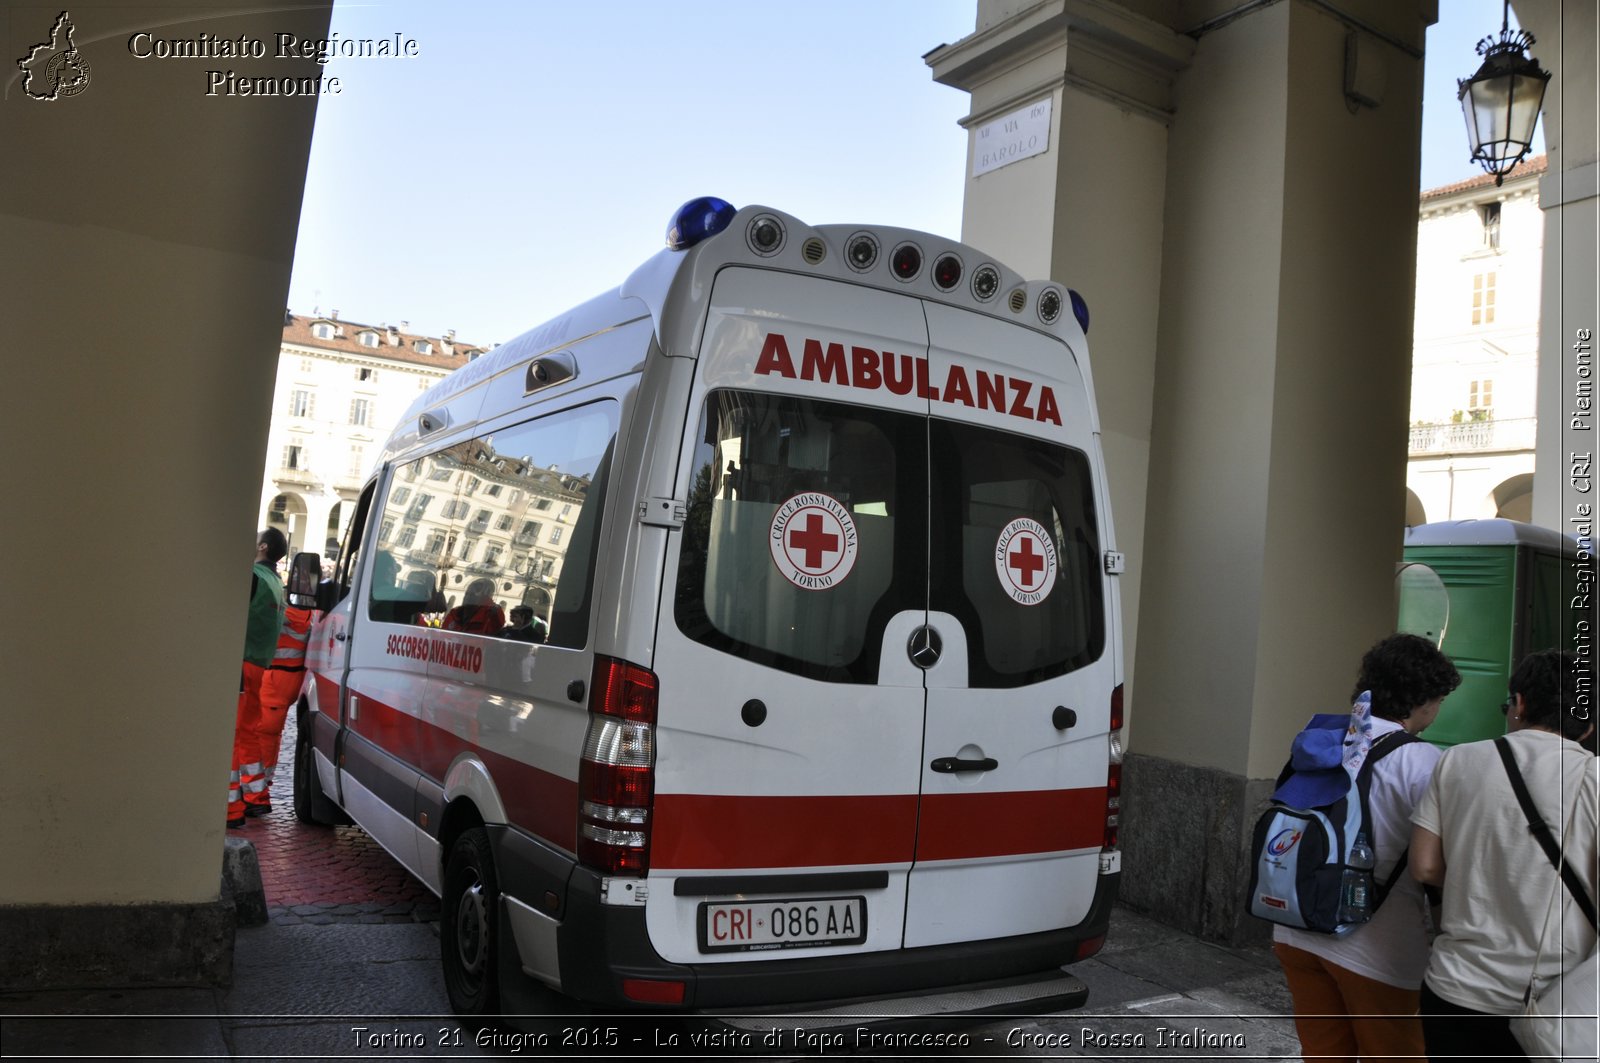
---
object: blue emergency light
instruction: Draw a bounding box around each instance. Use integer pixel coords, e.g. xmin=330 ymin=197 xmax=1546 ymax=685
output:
xmin=1069 ymin=289 xmax=1090 ymax=334
xmin=666 ymin=196 xmax=737 ymax=251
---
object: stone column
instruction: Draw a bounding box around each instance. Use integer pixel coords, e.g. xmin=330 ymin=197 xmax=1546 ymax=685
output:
xmin=929 ymin=0 xmax=1193 ymax=737
xmin=1525 ymin=2 xmax=1598 ymax=551
xmin=934 ymin=0 xmax=1433 ymax=942
xmin=1127 ymin=0 xmax=1430 ymax=942
xmin=0 ymin=2 xmax=331 ymax=987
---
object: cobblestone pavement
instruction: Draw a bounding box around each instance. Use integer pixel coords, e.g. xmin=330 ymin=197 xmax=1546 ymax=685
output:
xmin=234 ymin=709 xmax=439 ymax=926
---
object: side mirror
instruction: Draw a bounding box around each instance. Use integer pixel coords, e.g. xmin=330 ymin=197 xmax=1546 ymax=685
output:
xmin=288 ymin=552 xmax=322 ymax=607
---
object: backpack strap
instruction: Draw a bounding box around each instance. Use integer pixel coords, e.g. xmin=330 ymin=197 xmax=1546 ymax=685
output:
xmin=1357 ymin=730 xmax=1422 ymax=907
xmin=1494 ymin=737 xmax=1598 ymax=929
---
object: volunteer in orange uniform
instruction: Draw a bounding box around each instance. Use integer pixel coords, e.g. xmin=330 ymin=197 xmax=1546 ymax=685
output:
xmin=230 ymin=528 xmax=287 ymax=828
xmin=243 ymin=600 xmax=315 ymax=816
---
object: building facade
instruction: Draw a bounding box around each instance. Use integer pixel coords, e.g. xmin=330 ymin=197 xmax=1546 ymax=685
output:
xmin=259 ymin=312 xmax=481 ymax=558
xmin=1406 ymin=157 xmax=1546 ymax=526
xmin=258 ymin=312 xmax=582 ymax=625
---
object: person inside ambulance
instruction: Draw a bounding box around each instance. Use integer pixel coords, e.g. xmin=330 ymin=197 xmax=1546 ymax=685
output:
xmin=500 ymin=604 xmax=548 ymax=643
xmin=441 ymin=577 xmax=505 ymax=636
xmin=366 ymin=549 xmax=405 ymax=620
xmin=397 ymin=570 xmax=444 ymax=625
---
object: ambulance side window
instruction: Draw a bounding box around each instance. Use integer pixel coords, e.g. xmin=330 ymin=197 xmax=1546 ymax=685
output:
xmin=333 ymin=481 xmax=375 ymax=603
xmin=422 ymin=401 xmax=617 ymax=647
xmin=367 ymin=447 xmax=466 ymax=625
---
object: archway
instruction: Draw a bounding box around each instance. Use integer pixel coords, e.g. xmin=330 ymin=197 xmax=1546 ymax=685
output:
xmin=267 ymin=492 xmax=310 ymax=556
xmin=325 ymin=501 xmax=345 ymax=557
xmin=1405 ymin=489 xmax=1427 ymax=527
xmin=1493 ymin=473 xmax=1535 ymax=522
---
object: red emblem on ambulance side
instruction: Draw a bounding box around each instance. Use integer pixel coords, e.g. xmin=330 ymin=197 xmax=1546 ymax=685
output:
xmin=995 ymin=517 xmax=1057 ymax=606
xmin=769 ymin=492 xmax=859 ymax=591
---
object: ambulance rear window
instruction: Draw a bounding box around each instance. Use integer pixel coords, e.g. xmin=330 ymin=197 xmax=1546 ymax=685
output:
xmin=928 ymin=419 xmax=1104 ymax=687
xmin=674 ymin=390 xmax=925 ymax=684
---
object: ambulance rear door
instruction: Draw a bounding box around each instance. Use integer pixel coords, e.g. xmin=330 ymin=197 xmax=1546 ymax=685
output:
xmin=904 ymin=302 xmax=1113 ymax=947
xmin=645 ymin=268 xmax=933 ymax=964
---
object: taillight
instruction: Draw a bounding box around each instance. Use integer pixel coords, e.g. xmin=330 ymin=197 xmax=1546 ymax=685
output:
xmin=577 ymin=657 xmax=658 ymax=875
xmin=1104 ymin=683 xmax=1124 ymax=852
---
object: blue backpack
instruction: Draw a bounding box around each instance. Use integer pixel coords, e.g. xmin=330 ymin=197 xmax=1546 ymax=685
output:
xmin=1246 ymin=703 xmax=1418 ymax=934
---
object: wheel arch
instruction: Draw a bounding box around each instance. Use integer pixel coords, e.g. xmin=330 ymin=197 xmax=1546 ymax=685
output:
xmin=437 ymin=754 xmax=506 ymax=876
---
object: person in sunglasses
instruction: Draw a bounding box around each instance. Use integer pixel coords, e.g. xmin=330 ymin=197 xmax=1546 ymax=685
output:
xmin=1411 ymin=649 xmax=1598 ymax=1061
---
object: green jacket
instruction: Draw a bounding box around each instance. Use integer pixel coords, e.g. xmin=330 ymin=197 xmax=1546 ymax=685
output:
xmin=244 ymin=561 xmax=286 ymax=667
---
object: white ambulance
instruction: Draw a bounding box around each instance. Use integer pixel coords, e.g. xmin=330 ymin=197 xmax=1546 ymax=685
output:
xmin=289 ymin=199 xmax=1125 ymax=1022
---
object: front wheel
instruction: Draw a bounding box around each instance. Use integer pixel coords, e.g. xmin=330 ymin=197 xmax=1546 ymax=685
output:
xmin=441 ymin=826 xmax=501 ymax=1016
xmin=291 ymin=703 xmax=346 ymax=826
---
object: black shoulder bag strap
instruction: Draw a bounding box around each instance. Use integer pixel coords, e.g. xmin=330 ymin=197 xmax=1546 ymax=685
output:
xmin=1494 ymin=736 xmax=1598 ymax=929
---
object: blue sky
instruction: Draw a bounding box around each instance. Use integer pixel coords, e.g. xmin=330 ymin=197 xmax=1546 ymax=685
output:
xmin=287 ymin=0 xmax=1543 ymax=346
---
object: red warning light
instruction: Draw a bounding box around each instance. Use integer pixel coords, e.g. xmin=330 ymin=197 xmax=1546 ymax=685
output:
xmin=890 ymin=243 xmax=922 ymax=281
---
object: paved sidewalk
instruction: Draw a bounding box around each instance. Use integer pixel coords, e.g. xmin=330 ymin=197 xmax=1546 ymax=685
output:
xmin=235 ymin=712 xmax=440 ymax=927
xmin=1 ymin=717 xmax=1304 ymax=1060
xmin=0 ymin=906 xmax=1300 ymax=1061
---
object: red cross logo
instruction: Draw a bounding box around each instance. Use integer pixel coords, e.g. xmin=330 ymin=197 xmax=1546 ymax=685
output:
xmin=1009 ymin=536 xmax=1046 ymax=589
xmin=995 ymin=517 xmax=1056 ymax=604
xmin=770 ymin=493 xmax=859 ymax=590
xmin=788 ymin=513 xmax=840 ymax=570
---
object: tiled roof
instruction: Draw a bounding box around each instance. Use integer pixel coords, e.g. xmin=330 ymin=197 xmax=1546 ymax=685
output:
xmin=1421 ymin=154 xmax=1547 ymax=202
xmin=282 ymin=312 xmax=488 ymax=371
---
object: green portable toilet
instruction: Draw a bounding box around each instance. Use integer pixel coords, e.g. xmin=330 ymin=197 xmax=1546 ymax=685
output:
xmin=1400 ymin=519 xmax=1588 ymax=747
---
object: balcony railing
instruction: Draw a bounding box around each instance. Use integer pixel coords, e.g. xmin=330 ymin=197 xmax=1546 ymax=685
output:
xmin=1408 ymin=417 xmax=1536 ymax=455
xmin=274 ymin=466 xmax=320 ymax=487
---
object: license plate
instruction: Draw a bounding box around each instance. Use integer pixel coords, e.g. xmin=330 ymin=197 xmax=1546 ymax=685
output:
xmin=698 ymin=895 xmax=867 ymax=953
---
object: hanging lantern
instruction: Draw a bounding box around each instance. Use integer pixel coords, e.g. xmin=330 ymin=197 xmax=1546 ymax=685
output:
xmin=1457 ymin=3 xmax=1550 ymax=186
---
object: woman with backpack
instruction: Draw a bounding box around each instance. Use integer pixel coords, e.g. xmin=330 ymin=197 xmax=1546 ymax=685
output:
xmin=1410 ymin=649 xmax=1597 ymax=1062
xmin=1272 ymin=633 xmax=1461 ymax=1063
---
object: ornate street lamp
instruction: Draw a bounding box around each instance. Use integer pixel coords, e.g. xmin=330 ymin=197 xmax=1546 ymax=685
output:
xmin=1457 ymin=2 xmax=1550 ymax=186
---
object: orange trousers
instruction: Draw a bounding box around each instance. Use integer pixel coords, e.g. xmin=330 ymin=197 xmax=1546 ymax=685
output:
xmin=251 ymin=667 xmax=303 ymax=799
xmin=229 ymin=662 xmax=267 ymax=821
xmin=1274 ymin=942 xmax=1423 ymax=1063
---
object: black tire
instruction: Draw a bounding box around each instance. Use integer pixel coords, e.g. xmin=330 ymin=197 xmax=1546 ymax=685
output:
xmin=441 ymin=826 xmax=501 ymax=1016
xmin=292 ymin=704 xmax=346 ymax=826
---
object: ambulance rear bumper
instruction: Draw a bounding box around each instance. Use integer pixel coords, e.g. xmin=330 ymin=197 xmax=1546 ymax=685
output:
xmin=550 ymin=864 xmax=1118 ymax=1011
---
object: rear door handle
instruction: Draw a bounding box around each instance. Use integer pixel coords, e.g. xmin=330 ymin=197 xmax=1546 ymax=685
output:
xmin=930 ymin=757 xmax=998 ymax=773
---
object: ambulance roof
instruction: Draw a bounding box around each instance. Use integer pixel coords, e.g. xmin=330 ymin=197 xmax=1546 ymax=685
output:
xmin=383 ymin=200 xmax=1095 ymax=462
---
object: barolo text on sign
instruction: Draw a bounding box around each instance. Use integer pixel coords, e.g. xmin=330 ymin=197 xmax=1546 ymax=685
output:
xmin=972 ymin=97 xmax=1052 ymax=177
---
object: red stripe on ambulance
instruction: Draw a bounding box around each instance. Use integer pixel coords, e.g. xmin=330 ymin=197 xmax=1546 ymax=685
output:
xmin=653 ymin=794 xmax=918 ymax=869
xmin=651 ymin=788 xmax=1105 ymax=869
xmin=344 ymin=686 xmax=579 ymax=851
xmin=916 ymin=787 xmax=1106 ymax=861
xmin=754 ymin=332 xmax=1063 ymax=427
